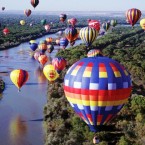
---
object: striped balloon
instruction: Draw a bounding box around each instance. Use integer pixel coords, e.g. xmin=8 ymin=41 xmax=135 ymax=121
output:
xmin=110 ymin=19 xmax=117 ymax=27
xmin=65 ymin=27 xmax=78 ymax=45
xmin=10 ymin=69 xmax=29 ymax=91
xmin=126 ymin=8 xmax=141 ymax=27
xmin=140 ymin=18 xmax=145 ymax=31
xmin=59 ymin=37 xmax=69 ymax=49
xmin=64 ymin=57 xmax=132 ymax=132
xmin=24 ymin=9 xmax=31 ymax=17
xmin=79 ymin=27 xmax=98 ymax=47
xmin=31 ymin=0 xmax=39 ymax=8
xmin=87 ymin=49 xmax=103 ymax=57
xmin=102 ymin=22 xmax=110 ymax=31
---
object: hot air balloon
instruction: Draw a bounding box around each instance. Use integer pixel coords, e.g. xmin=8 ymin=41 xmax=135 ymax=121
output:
xmin=30 ymin=22 xmax=33 ymax=27
xmin=68 ymin=18 xmax=77 ymax=27
xmin=38 ymin=43 xmax=47 ymax=54
xmin=46 ymin=37 xmax=53 ymax=44
xmin=59 ymin=14 xmax=67 ymax=22
xmin=20 ymin=20 xmax=25 ymax=26
xmin=59 ymin=37 xmax=69 ymax=49
xmin=43 ymin=64 xmax=59 ymax=82
xmin=44 ymin=24 xmax=50 ymax=32
xmin=2 ymin=7 xmax=5 ymax=11
xmin=126 ymin=8 xmax=141 ymax=27
xmin=47 ymin=44 xmax=54 ymax=53
xmin=34 ymin=51 xmax=42 ymax=60
xmin=102 ymin=22 xmax=110 ymax=31
xmin=30 ymin=43 xmax=38 ymax=51
xmin=3 ymin=28 xmax=10 ymax=35
xmin=10 ymin=69 xmax=29 ymax=91
xmin=56 ymin=39 xmax=60 ymax=45
xmin=39 ymin=40 xmax=47 ymax=45
xmin=110 ymin=19 xmax=117 ymax=27
xmin=31 ymin=0 xmax=39 ymax=8
xmin=29 ymin=40 xmax=36 ymax=44
xmin=38 ymin=55 xmax=48 ymax=66
xmin=0 ymin=79 xmax=5 ymax=94
xmin=24 ymin=9 xmax=32 ymax=17
xmin=88 ymin=20 xmax=100 ymax=32
xmin=52 ymin=57 xmax=67 ymax=74
xmin=63 ymin=56 xmax=132 ymax=132
xmin=87 ymin=49 xmax=103 ymax=57
xmin=79 ymin=27 xmax=98 ymax=47
xmin=41 ymin=19 xmax=47 ymax=25
xmin=140 ymin=18 xmax=145 ymax=31
xmin=65 ymin=26 xmax=78 ymax=46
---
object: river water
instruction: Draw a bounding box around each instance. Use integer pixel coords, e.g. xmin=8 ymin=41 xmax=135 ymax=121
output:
xmin=0 ymin=33 xmax=82 ymax=145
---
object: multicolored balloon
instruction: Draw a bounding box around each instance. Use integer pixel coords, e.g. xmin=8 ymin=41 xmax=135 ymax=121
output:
xmin=43 ymin=64 xmax=59 ymax=82
xmin=63 ymin=57 xmax=132 ymax=132
xmin=68 ymin=18 xmax=77 ymax=27
xmin=65 ymin=26 xmax=78 ymax=45
xmin=102 ymin=22 xmax=110 ymax=31
xmin=59 ymin=37 xmax=69 ymax=49
xmin=47 ymin=44 xmax=54 ymax=53
xmin=24 ymin=9 xmax=31 ymax=17
xmin=52 ymin=57 xmax=67 ymax=74
xmin=87 ymin=49 xmax=103 ymax=57
xmin=31 ymin=0 xmax=39 ymax=8
xmin=59 ymin=14 xmax=67 ymax=22
xmin=55 ymin=39 xmax=60 ymax=45
xmin=88 ymin=20 xmax=100 ymax=32
xmin=34 ymin=52 xmax=42 ymax=60
xmin=46 ymin=37 xmax=53 ymax=44
xmin=38 ymin=55 xmax=48 ymax=66
xmin=79 ymin=27 xmax=98 ymax=47
xmin=10 ymin=69 xmax=29 ymax=91
xmin=126 ymin=8 xmax=141 ymax=27
xmin=140 ymin=18 xmax=145 ymax=31
xmin=38 ymin=43 xmax=47 ymax=54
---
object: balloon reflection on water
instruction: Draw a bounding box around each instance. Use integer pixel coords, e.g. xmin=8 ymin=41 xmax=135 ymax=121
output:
xmin=9 ymin=116 xmax=27 ymax=145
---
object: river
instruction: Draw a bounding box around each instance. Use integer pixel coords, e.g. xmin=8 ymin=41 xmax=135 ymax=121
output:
xmin=0 ymin=33 xmax=82 ymax=145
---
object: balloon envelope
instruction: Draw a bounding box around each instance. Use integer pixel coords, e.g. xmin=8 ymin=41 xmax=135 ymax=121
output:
xmin=140 ymin=18 xmax=145 ymax=31
xmin=64 ymin=57 xmax=132 ymax=132
xmin=0 ymin=79 xmax=5 ymax=94
xmin=10 ymin=69 xmax=29 ymax=90
xmin=31 ymin=0 xmax=39 ymax=8
xmin=88 ymin=20 xmax=100 ymax=32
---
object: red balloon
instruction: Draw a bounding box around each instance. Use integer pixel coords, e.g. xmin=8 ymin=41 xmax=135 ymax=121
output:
xmin=88 ymin=20 xmax=100 ymax=32
xmin=3 ymin=28 xmax=10 ymax=35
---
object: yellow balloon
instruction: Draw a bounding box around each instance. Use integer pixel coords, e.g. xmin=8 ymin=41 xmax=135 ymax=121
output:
xmin=10 ymin=69 xmax=29 ymax=91
xmin=20 ymin=20 xmax=25 ymax=26
xmin=43 ymin=64 xmax=59 ymax=82
xmin=29 ymin=40 xmax=36 ymax=44
xmin=140 ymin=18 xmax=145 ymax=31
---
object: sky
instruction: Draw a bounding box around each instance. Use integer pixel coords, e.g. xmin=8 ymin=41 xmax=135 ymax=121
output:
xmin=1 ymin=0 xmax=145 ymax=12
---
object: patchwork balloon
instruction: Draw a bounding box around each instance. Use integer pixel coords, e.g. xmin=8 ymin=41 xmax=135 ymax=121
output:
xmin=64 ymin=57 xmax=132 ymax=132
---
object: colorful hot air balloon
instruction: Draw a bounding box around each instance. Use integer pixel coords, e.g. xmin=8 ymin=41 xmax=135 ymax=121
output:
xmin=79 ymin=27 xmax=98 ymax=47
xmin=20 ymin=20 xmax=25 ymax=26
xmin=10 ymin=69 xmax=29 ymax=91
xmin=31 ymin=0 xmax=39 ymax=8
xmin=30 ymin=43 xmax=38 ymax=51
xmin=87 ymin=49 xmax=103 ymax=57
xmin=59 ymin=37 xmax=69 ymax=49
xmin=24 ymin=9 xmax=32 ymax=17
xmin=52 ymin=57 xmax=67 ymax=74
xmin=110 ymin=19 xmax=117 ymax=27
xmin=46 ymin=37 xmax=53 ymax=44
xmin=43 ymin=64 xmax=59 ymax=82
xmin=38 ymin=55 xmax=48 ymax=66
xmin=38 ymin=43 xmax=47 ymax=54
xmin=65 ymin=26 xmax=78 ymax=46
xmin=47 ymin=44 xmax=54 ymax=53
xmin=59 ymin=14 xmax=67 ymax=22
xmin=140 ymin=18 xmax=145 ymax=31
xmin=88 ymin=20 xmax=100 ymax=32
xmin=68 ymin=18 xmax=77 ymax=27
xmin=44 ymin=24 xmax=50 ymax=32
xmin=126 ymin=8 xmax=141 ymax=27
xmin=63 ymin=56 xmax=132 ymax=132
xmin=41 ymin=19 xmax=47 ymax=25
xmin=34 ymin=52 xmax=42 ymax=60
xmin=0 ymin=79 xmax=5 ymax=94
xmin=3 ymin=28 xmax=10 ymax=35
xmin=29 ymin=40 xmax=36 ymax=44
xmin=102 ymin=22 xmax=110 ymax=31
